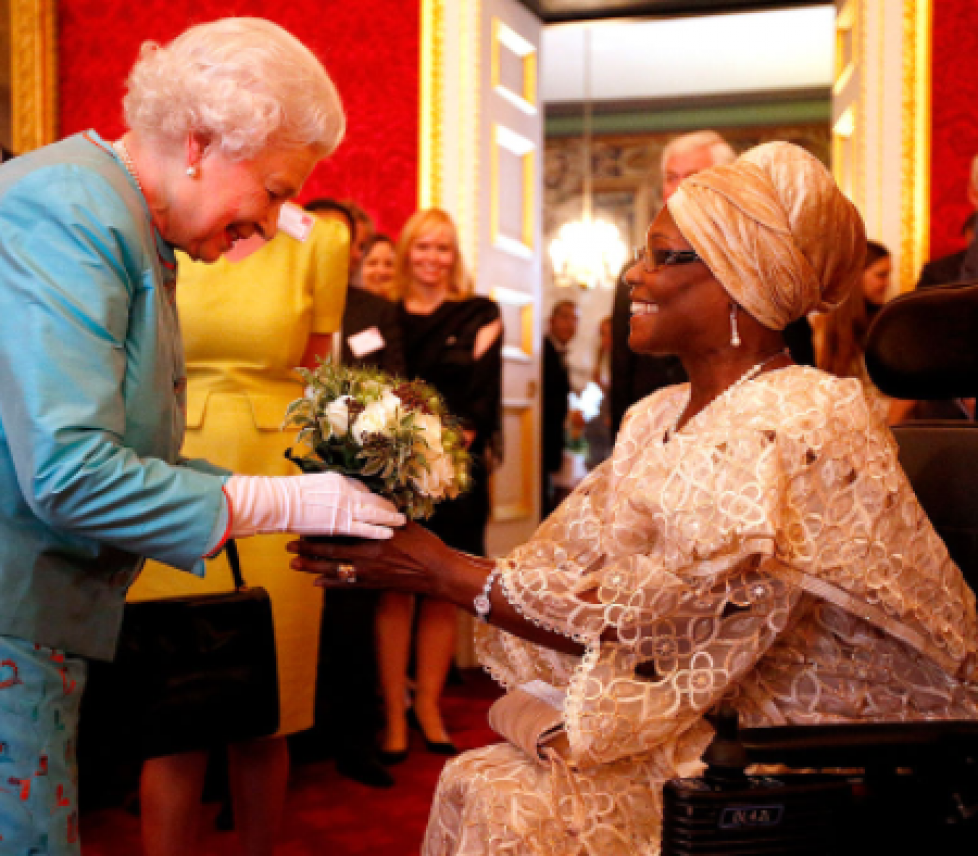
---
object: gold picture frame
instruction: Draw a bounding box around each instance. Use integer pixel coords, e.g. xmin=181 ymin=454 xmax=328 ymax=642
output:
xmin=9 ymin=0 xmax=58 ymax=154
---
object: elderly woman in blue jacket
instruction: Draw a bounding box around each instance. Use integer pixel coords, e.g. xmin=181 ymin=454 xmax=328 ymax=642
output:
xmin=0 ymin=18 xmax=403 ymax=855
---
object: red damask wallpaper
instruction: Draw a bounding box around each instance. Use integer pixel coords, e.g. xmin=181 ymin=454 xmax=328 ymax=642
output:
xmin=930 ymin=1 xmax=978 ymax=261
xmin=58 ymin=0 xmax=419 ymax=235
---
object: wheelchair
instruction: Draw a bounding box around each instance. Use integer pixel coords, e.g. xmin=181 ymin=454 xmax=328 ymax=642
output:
xmin=662 ymin=281 xmax=978 ymax=856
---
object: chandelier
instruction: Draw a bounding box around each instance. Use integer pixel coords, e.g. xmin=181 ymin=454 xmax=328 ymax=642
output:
xmin=550 ymin=218 xmax=627 ymax=290
xmin=549 ymin=28 xmax=626 ymax=290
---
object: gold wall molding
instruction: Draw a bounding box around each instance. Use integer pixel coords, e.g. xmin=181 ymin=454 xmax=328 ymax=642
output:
xmin=458 ymin=0 xmax=481 ymax=269
xmin=491 ymin=17 xmax=537 ymax=114
xmin=899 ymin=0 xmax=931 ymax=292
xmin=491 ymin=124 xmax=535 ymax=257
xmin=419 ymin=0 xmax=481 ymax=269
xmin=852 ymin=0 xmax=865 ymax=207
xmin=831 ymin=1 xmax=862 ymax=209
xmin=492 ymin=284 xmax=534 ymax=362
xmin=419 ymin=0 xmax=444 ymax=208
xmin=10 ymin=0 xmax=58 ymax=153
xmin=491 ymin=400 xmax=535 ymax=521
xmin=873 ymin=0 xmax=883 ymax=230
xmin=832 ymin=0 xmax=930 ymax=293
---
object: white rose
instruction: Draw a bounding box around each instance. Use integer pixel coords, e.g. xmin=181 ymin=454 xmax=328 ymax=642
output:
xmin=351 ymin=391 xmax=402 ymax=443
xmin=323 ymin=395 xmax=354 ymax=437
xmin=411 ymin=450 xmax=456 ymax=499
xmin=413 ymin=414 xmax=444 ymax=454
xmin=430 ymin=454 xmax=457 ymax=497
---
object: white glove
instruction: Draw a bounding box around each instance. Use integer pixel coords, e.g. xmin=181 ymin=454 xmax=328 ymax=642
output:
xmin=224 ymin=473 xmax=405 ymax=540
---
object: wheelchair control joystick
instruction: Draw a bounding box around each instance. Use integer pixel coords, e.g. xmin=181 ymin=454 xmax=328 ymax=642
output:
xmin=702 ymin=705 xmax=749 ymax=788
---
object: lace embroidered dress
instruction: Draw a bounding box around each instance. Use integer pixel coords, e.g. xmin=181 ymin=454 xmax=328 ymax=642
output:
xmin=423 ymin=365 xmax=978 ymax=856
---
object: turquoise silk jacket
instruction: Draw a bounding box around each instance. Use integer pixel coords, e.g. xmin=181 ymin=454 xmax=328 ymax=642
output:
xmin=0 ymin=132 xmax=227 ymax=661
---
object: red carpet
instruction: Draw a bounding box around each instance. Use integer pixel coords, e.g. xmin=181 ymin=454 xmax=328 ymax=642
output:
xmin=80 ymin=670 xmax=503 ymax=855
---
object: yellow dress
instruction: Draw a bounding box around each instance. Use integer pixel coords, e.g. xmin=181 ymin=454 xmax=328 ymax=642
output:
xmin=128 ymin=218 xmax=348 ymax=736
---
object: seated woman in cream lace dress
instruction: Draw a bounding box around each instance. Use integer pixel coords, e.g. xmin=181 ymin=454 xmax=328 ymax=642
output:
xmin=291 ymin=142 xmax=978 ymax=856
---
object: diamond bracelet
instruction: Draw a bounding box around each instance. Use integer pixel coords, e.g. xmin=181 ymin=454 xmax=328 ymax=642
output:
xmin=474 ymin=567 xmax=502 ymax=623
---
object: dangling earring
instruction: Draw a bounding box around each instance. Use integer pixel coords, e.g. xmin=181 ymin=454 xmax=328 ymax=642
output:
xmin=729 ymin=303 xmax=741 ymax=347
xmin=186 ymin=165 xmax=199 ymax=178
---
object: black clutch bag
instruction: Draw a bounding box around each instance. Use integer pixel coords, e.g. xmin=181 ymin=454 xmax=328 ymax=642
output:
xmin=85 ymin=541 xmax=280 ymax=761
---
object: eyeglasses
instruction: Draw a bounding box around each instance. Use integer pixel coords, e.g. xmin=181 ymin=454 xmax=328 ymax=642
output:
xmin=633 ymin=246 xmax=702 ymax=273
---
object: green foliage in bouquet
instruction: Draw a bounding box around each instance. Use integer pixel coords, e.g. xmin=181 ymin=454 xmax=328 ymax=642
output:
xmin=283 ymin=359 xmax=471 ymax=520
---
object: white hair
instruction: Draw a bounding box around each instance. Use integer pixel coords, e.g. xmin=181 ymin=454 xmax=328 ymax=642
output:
xmin=660 ymin=130 xmax=737 ymax=173
xmin=123 ymin=17 xmax=345 ymax=161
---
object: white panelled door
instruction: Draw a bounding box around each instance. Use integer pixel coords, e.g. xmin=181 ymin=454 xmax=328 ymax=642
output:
xmin=426 ymin=0 xmax=542 ymax=664
xmin=478 ymin=0 xmax=543 ymax=559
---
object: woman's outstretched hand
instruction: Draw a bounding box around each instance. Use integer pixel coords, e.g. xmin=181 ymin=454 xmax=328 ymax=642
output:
xmin=287 ymin=522 xmax=489 ymax=597
xmin=290 ymin=524 xmax=586 ymax=657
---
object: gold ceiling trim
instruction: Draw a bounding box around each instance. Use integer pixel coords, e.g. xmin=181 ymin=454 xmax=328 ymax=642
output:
xmin=11 ymin=0 xmax=58 ymax=154
xmin=899 ymin=0 xmax=931 ymax=292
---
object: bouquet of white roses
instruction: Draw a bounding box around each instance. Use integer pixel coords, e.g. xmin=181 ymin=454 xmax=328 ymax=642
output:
xmin=283 ymin=360 xmax=471 ymax=520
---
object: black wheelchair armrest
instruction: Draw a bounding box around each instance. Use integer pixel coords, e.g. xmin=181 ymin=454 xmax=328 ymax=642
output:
xmin=661 ymin=714 xmax=978 ymax=854
xmin=740 ymin=720 xmax=978 ymax=770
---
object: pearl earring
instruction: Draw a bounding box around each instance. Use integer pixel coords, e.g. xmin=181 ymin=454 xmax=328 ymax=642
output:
xmin=730 ymin=303 xmax=741 ymax=347
xmin=186 ymin=165 xmax=199 ymax=178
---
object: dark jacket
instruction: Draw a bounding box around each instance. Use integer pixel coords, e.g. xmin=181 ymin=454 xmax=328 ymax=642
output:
xmin=339 ymin=287 xmax=406 ymax=376
xmin=917 ymin=249 xmax=967 ymax=290
xmin=542 ymin=336 xmax=571 ymax=475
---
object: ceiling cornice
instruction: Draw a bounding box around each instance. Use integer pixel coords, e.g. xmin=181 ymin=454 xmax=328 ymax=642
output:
xmin=516 ymin=1 xmax=828 ymax=24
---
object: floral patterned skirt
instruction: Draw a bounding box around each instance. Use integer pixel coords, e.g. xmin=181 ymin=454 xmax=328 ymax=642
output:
xmin=422 ymin=741 xmax=688 ymax=856
xmin=0 ymin=634 xmax=86 ymax=856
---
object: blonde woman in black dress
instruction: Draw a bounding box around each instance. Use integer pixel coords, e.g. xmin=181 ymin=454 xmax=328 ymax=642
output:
xmin=376 ymin=209 xmax=502 ymax=764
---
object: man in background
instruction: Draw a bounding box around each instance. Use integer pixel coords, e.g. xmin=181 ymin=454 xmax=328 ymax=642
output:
xmin=542 ymin=300 xmax=578 ymax=517
xmin=341 ymin=200 xmax=375 ymax=285
xmin=609 ymin=131 xmax=736 ymax=434
xmin=918 ymin=155 xmax=978 ymax=288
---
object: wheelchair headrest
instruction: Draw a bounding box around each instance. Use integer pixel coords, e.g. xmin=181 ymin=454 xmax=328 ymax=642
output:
xmin=865 ymin=280 xmax=978 ymax=400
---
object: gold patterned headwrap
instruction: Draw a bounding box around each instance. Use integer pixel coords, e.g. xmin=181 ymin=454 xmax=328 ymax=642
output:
xmin=667 ymin=141 xmax=866 ymax=330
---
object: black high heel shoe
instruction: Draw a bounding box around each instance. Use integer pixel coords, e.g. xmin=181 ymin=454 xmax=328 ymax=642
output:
xmin=407 ymin=707 xmax=458 ymax=756
xmin=376 ymin=747 xmax=409 ymax=766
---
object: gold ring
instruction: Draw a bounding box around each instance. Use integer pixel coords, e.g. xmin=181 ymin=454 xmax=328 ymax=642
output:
xmin=337 ymin=563 xmax=357 ymax=584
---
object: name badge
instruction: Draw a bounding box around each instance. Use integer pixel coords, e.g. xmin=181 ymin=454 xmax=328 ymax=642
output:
xmin=278 ymin=203 xmax=315 ymax=242
xmin=348 ymin=327 xmax=386 ymax=358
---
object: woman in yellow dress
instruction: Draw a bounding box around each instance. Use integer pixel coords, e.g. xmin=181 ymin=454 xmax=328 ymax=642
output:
xmin=128 ymin=210 xmax=349 ymax=856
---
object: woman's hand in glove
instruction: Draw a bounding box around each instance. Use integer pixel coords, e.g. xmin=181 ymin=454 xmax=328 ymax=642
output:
xmin=224 ymin=473 xmax=405 ymax=540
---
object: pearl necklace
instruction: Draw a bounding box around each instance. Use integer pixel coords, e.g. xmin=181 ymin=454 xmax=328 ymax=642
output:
xmin=112 ymin=139 xmax=144 ymax=194
xmin=664 ymin=348 xmax=790 ymax=442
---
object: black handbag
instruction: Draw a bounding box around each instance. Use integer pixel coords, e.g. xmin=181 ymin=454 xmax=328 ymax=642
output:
xmin=88 ymin=541 xmax=280 ymax=760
